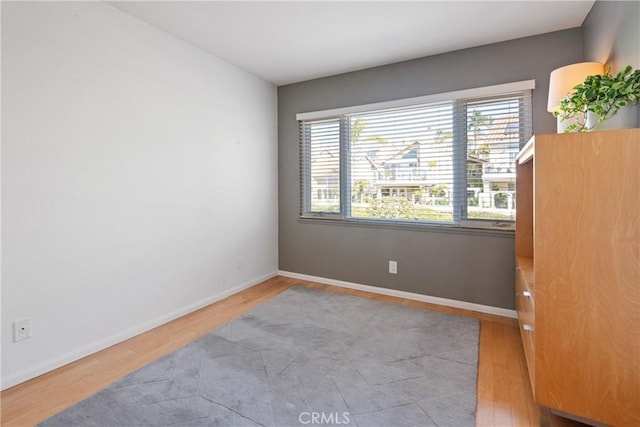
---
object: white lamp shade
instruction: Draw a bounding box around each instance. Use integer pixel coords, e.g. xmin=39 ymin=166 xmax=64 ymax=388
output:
xmin=547 ymin=62 xmax=604 ymax=112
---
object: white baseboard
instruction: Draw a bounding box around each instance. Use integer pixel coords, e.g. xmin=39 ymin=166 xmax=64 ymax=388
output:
xmin=1 ymin=270 xmax=278 ymax=391
xmin=278 ymin=270 xmax=517 ymax=319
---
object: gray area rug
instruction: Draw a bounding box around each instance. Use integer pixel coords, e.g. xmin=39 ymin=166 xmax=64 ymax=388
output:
xmin=40 ymin=286 xmax=479 ymax=427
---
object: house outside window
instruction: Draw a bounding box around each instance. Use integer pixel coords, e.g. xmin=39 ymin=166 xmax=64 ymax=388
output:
xmin=299 ymin=81 xmax=533 ymax=229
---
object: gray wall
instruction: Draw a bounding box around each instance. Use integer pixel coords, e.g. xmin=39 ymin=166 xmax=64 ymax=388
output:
xmin=583 ymin=0 xmax=640 ymax=70
xmin=278 ymin=29 xmax=583 ymax=310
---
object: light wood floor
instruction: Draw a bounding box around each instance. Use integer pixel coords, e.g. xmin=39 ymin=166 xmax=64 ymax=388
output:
xmin=1 ymin=276 xmax=539 ymax=426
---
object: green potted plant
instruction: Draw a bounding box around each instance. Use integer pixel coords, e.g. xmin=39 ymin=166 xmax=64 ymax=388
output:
xmin=555 ymin=65 xmax=640 ymax=132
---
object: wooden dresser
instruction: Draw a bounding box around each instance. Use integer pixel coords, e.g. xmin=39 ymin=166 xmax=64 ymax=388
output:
xmin=514 ymin=129 xmax=639 ymax=426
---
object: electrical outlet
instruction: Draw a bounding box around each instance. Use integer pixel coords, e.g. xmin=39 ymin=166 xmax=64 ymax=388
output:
xmin=389 ymin=260 xmax=398 ymax=274
xmin=13 ymin=319 xmax=32 ymax=342
xmin=235 ymin=256 xmax=244 ymax=271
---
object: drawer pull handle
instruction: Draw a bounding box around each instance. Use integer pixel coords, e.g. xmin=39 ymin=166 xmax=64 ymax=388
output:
xmin=523 ymin=291 xmax=531 ymax=297
xmin=523 ymin=324 xmax=534 ymax=331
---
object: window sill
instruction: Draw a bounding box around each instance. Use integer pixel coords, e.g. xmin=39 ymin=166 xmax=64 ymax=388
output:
xmin=298 ymin=216 xmax=515 ymax=238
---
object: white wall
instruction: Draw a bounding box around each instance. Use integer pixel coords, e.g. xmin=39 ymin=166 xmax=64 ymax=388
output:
xmin=1 ymin=1 xmax=278 ymax=389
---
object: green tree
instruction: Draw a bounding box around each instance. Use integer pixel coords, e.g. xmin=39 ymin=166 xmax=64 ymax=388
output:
xmin=351 ymin=118 xmax=366 ymax=144
xmin=351 ymin=118 xmax=388 ymax=145
xmin=494 ymin=192 xmax=508 ymax=208
xmin=352 ymin=179 xmax=369 ymax=203
xmin=467 ymin=111 xmax=493 ymax=155
xmin=349 ymin=117 xmax=387 ymax=145
xmin=367 ymin=136 xmax=388 ymax=144
xmin=434 ymin=130 xmax=452 ymax=144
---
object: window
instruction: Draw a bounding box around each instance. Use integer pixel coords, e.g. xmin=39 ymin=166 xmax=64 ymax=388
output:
xmin=302 ymin=118 xmax=341 ymax=213
xmin=299 ymin=81 xmax=533 ymax=229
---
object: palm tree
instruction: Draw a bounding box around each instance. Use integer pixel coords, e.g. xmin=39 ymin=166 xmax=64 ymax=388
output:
xmin=467 ymin=111 xmax=493 ymax=155
xmin=351 ymin=118 xmax=366 ymax=144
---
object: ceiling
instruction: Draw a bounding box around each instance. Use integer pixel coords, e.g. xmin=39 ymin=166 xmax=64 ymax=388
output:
xmin=109 ymin=1 xmax=596 ymax=86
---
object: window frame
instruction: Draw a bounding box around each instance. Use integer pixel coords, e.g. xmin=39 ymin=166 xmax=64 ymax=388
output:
xmin=298 ymin=80 xmax=535 ymax=231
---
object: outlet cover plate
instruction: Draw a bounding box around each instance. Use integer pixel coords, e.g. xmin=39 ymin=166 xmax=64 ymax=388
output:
xmin=389 ymin=260 xmax=398 ymax=274
xmin=13 ymin=319 xmax=32 ymax=342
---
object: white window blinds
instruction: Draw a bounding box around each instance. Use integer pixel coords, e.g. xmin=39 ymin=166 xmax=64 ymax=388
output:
xmin=300 ymin=119 xmax=342 ymax=215
xmin=463 ymin=96 xmax=527 ymax=222
xmin=349 ymin=102 xmax=456 ymax=222
xmin=299 ymin=81 xmax=533 ymax=229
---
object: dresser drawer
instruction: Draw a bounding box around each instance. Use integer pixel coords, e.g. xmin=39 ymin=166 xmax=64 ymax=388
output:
xmin=516 ymin=266 xmax=535 ymax=390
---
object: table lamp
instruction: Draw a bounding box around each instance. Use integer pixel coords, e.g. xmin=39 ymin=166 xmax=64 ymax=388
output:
xmin=548 ymin=62 xmax=603 ymax=132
